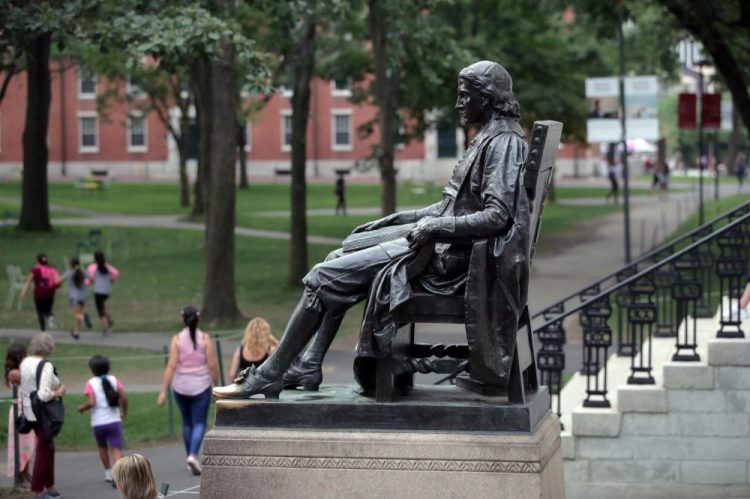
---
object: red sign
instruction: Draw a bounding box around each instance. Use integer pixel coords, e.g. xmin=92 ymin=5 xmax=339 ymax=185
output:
xmin=702 ymin=93 xmax=721 ymax=129
xmin=678 ymin=93 xmax=696 ymax=129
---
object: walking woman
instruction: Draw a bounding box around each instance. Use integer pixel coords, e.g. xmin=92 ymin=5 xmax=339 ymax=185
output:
xmin=20 ymin=333 xmax=66 ymax=498
xmin=19 ymin=254 xmax=62 ymax=332
xmin=157 ymin=306 xmax=219 ymax=476
xmin=62 ymin=257 xmax=91 ymax=340
xmin=86 ymin=251 xmax=119 ymax=333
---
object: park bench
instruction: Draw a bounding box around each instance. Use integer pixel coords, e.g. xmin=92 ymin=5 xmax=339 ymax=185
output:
xmin=370 ymin=120 xmax=563 ymax=403
xmin=75 ymin=175 xmax=105 ymax=193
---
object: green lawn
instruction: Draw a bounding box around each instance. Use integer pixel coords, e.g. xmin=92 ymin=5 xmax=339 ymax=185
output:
xmin=0 ymin=391 xmax=213 ymax=451
xmin=0 ymin=226 xmax=364 ymax=336
xmin=0 ymin=181 xmax=622 ymax=332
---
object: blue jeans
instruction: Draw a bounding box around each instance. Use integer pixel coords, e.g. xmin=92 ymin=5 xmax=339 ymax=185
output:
xmin=173 ymin=387 xmax=212 ymax=456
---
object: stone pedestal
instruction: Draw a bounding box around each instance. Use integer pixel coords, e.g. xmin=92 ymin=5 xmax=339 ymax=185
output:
xmin=202 ymin=385 xmax=564 ymax=499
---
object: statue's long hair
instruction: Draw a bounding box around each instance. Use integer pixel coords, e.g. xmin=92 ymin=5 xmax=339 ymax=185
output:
xmin=458 ymin=67 xmax=521 ymax=122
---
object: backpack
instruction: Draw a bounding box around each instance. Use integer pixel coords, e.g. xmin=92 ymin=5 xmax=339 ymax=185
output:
xmin=36 ymin=265 xmax=59 ymax=294
xmin=29 ymin=360 xmax=65 ymax=445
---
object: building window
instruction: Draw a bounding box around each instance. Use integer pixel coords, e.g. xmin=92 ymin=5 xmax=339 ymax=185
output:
xmin=331 ymin=79 xmax=352 ymax=97
xmin=78 ymin=114 xmax=98 ymax=153
xmin=437 ymin=124 xmax=458 ymax=158
xmin=281 ymin=111 xmax=292 ymax=151
xmin=331 ymin=111 xmax=352 ymax=151
xmin=78 ymin=71 xmax=96 ymax=100
xmin=279 ymin=85 xmax=293 ymax=98
xmin=128 ymin=114 xmax=147 ymax=152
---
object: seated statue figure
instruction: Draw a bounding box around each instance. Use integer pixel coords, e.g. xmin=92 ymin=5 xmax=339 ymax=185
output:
xmin=214 ymin=60 xmax=530 ymax=399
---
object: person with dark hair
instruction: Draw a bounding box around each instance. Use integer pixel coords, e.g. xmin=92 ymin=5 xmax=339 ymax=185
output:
xmin=86 ymin=251 xmax=120 ymax=333
xmin=78 ymin=355 xmax=128 ymax=487
xmin=5 ymin=343 xmax=35 ymax=488
xmin=19 ymin=254 xmax=62 ymax=332
xmin=214 ymin=60 xmax=530 ymax=399
xmin=158 ymin=306 xmax=219 ymax=475
xmin=62 ymin=257 xmax=92 ymax=340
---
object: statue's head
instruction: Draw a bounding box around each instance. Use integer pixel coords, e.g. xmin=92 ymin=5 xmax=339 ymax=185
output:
xmin=457 ymin=61 xmax=520 ymax=124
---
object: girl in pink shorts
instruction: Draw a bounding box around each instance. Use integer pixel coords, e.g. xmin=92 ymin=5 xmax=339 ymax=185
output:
xmin=78 ymin=355 xmax=128 ymax=487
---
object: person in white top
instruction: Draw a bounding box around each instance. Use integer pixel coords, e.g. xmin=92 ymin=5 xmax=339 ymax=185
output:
xmin=19 ymin=333 xmax=65 ymax=498
xmin=78 ymin=355 xmax=128 ymax=487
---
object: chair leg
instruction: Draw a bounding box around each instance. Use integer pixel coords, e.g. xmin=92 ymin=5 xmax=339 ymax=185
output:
xmin=375 ymin=359 xmax=395 ymax=403
xmin=508 ymin=345 xmax=526 ymax=405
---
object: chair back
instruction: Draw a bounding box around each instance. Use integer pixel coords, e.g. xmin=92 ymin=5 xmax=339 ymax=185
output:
xmin=6 ymin=265 xmax=23 ymax=286
xmin=523 ymin=121 xmax=563 ymax=260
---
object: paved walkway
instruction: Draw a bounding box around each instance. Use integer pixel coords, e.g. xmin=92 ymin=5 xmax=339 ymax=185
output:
xmin=0 ymin=179 xmax=741 ymax=497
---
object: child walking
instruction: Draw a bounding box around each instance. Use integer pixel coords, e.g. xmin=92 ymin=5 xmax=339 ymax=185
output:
xmin=62 ymin=257 xmax=92 ymax=340
xmin=78 ymin=355 xmax=128 ymax=487
xmin=86 ymin=251 xmax=119 ymax=333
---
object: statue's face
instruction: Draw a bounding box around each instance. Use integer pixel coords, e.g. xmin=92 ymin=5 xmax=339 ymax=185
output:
xmin=455 ymin=79 xmax=487 ymax=125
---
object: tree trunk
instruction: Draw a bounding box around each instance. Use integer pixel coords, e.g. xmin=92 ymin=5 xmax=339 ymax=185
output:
xmin=190 ymin=58 xmax=211 ymax=219
xmin=287 ymin=13 xmax=317 ymax=285
xmin=369 ymin=0 xmax=398 ymax=215
xmin=178 ymin=109 xmax=190 ymax=208
xmin=237 ymin=122 xmax=249 ymax=189
xmin=18 ymin=34 xmax=52 ymax=232
xmin=201 ymin=42 xmax=241 ymax=324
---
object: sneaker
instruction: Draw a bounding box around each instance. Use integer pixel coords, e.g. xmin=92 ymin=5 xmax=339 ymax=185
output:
xmin=186 ymin=454 xmax=202 ymax=476
xmin=69 ymin=330 xmax=80 ymax=340
xmin=44 ymin=490 xmax=62 ymax=498
xmin=84 ymin=313 xmax=92 ymax=329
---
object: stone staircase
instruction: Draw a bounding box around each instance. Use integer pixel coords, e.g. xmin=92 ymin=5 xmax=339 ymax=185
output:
xmin=560 ymin=301 xmax=750 ymax=498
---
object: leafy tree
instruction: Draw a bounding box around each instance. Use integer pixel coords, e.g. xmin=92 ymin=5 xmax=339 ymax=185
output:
xmin=2 ymin=1 xmax=96 ymax=231
xmin=94 ymin=1 xmax=271 ymax=323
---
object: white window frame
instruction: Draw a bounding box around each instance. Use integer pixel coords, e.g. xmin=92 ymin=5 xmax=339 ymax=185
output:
xmin=331 ymin=109 xmax=353 ymax=151
xmin=331 ymin=79 xmax=352 ymax=97
xmin=280 ymin=110 xmax=292 ymax=152
xmin=245 ymin=121 xmax=252 ymax=152
xmin=78 ymin=70 xmax=96 ymax=100
xmin=279 ymin=85 xmax=293 ymax=98
xmin=77 ymin=112 xmax=99 ymax=153
xmin=127 ymin=112 xmax=148 ymax=152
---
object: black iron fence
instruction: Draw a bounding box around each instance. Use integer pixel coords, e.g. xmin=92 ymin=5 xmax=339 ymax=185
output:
xmin=533 ymin=209 xmax=750 ymax=412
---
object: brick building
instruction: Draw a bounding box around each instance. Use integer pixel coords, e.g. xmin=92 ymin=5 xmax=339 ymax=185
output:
xmin=0 ymin=61 xmax=589 ymax=182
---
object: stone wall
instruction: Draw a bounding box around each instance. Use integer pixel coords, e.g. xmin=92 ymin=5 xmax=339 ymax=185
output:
xmin=562 ymin=314 xmax=750 ymax=498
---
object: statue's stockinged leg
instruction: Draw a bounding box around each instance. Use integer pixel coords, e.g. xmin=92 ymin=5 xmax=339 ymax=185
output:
xmin=283 ymin=313 xmax=344 ymax=391
xmin=213 ymin=290 xmax=325 ymax=399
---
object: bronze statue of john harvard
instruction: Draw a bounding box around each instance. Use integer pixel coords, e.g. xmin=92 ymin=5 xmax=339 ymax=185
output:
xmin=214 ymin=60 xmax=530 ymax=399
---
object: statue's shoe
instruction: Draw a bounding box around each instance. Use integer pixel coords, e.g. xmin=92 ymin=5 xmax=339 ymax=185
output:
xmin=282 ymin=361 xmax=322 ymax=391
xmin=212 ymin=366 xmax=282 ymax=399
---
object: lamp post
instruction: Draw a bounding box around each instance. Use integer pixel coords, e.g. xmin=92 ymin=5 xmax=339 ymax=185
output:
xmin=618 ymin=0 xmax=632 ymax=264
xmin=697 ymin=58 xmax=705 ymax=225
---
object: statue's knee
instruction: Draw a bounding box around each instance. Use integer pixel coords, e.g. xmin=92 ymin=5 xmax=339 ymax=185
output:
xmin=324 ymin=248 xmax=345 ymax=262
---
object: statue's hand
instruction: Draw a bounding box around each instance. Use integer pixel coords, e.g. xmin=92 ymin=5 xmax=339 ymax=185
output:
xmin=351 ymin=213 xmax=400 ymax=234
xmin=406 ymin=216 xmax=440 ymax=248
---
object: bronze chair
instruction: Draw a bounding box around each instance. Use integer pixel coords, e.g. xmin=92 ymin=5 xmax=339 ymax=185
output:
xmin=372 ymin=121 xmax=563 ymax=403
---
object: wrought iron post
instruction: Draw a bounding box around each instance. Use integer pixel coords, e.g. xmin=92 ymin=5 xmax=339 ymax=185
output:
xmin=579 ymin=284 xmax=600 ymax=375
xmin=536 ymin=303 xmax=566 ymax=418
xmin=615 ymin=266 xmax=637 ymax=356
xmin=581 ymin=294 xmax=613 ymax=408
xmin=652 ymin=247 xmax=678 ymax=338
xmin=672 ymin=252 xmax=703 ymax=362
xmin=716 ymin=224 xmax=747 ymax=338
xmin=626 ymin=275 xmax=657 ymax=384
xmin=692 ymin=225 xmax=716 ymax=318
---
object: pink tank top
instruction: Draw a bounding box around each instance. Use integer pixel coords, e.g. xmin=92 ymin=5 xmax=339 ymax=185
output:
xmin=172 ymin=328 xmax=212 ymax=396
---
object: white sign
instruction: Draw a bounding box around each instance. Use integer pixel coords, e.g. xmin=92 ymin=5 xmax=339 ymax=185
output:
xmin=585 ymin=76 xmax=659 ymax=142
